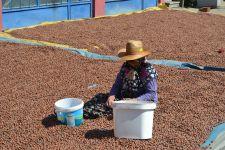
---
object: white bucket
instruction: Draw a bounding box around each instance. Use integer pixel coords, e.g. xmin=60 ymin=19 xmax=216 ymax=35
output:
xmin=112 ymin=100 xmax=157 ymax=139
xmin=54 ymin=98 xmax=84 ymax=127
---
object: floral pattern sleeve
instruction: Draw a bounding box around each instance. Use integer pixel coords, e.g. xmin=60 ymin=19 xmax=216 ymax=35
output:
xmin=138 ymin=64 xmax=158 ymax=103
xmin=137 ymin=77 xmax=158 ymax=103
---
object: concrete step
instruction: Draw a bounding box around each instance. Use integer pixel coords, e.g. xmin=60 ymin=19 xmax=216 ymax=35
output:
xmin=165 ymin=1 xmax=181 ymax=8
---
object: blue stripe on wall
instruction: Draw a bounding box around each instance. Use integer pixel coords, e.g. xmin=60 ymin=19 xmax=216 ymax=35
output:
xmin=105 ymin=0 xmax=142 ymax=15
xmin=143 ymin=0 xmax=158 ymax=9
xmin=105 ymin=0 xmax=157 ymax=16
xmin=70 ymin=4 xmax=92 ymax=19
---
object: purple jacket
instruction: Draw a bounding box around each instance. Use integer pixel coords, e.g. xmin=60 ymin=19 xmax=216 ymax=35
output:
xmin=109 ymin=67 xmax=158 ymax=103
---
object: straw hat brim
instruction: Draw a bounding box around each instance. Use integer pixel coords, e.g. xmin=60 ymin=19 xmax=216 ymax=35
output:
xmin=118 ymin=48 xmax=151 ymax=61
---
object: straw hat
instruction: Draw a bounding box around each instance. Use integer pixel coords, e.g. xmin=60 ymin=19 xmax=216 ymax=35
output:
xmin=118 ymin=40 xmax=151 ymax=61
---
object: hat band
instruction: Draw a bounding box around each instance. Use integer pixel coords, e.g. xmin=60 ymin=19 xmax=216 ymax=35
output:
xmin=127 ymin=48 xmax=144 ymax=55
xmin=137 ymin=48 xmax=144 ymax=52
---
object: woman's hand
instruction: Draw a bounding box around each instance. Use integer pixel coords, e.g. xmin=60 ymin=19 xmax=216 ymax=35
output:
xmin=106 ymin=95 xmax=115 ymax=108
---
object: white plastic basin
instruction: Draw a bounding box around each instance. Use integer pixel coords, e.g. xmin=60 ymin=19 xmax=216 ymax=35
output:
xmin=112 ymin=100 xmax=157 ymax=139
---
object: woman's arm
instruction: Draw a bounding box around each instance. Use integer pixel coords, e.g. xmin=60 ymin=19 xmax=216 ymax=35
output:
xmin=109 ymin=71 xmax=123 ymax=97
xmin=137 ymin=78 xmax=158 ymax=103
xmin=107 ymin=69 xmax=123 ymax=107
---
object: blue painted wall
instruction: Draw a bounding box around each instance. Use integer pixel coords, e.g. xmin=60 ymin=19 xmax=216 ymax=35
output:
xmin=2 ymin=0 xmax=157 ymax=30
xmin=2 ymin=2 xmax=92 ymax=30
xmin=70 ymin=4 xmax=92 ymax=19
xmin=3 ymin=6 xmax=68 ymax=29
xmin=105 ymin=0 xmax=157 ymax=15
xmin=143 ymin=0 xmax=157 ymax=9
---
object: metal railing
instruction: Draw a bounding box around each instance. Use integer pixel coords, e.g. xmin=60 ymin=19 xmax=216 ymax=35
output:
xmin=2 ymin=0 xmax=90 ymax=10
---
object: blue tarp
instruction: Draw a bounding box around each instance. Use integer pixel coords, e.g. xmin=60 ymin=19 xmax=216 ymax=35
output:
xmin=0 ymin=36 xmax=225 ymax=72
xmin=1 ymin=36 xmax=225 ymax=72
xmin=201 ymin=122 xmax=225 ymax=148
xmin=0 ymin=37 xmax=119 ymax=61
xmin=147 ymin=60 xmax=225 ymax=72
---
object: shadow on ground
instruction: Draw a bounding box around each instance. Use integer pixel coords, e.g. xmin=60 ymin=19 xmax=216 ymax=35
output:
xmin=85 ymin=129 xmax=114 ymax=139
xmin=42 ymin=114 xmax=62 ymax=128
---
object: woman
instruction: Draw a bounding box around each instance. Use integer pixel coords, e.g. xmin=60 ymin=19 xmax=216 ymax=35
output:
xmin=84 ymin=40 xmax=158 ymax=119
